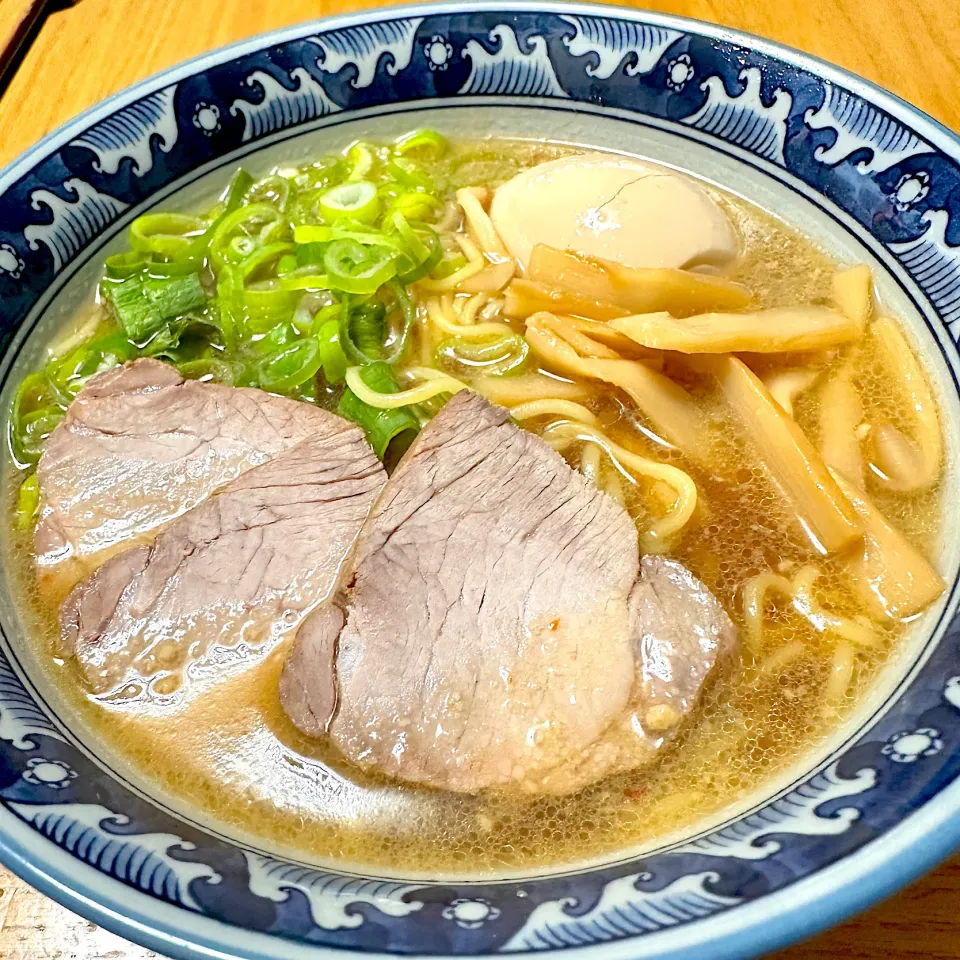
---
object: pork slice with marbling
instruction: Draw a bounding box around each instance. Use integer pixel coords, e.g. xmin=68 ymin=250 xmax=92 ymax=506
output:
xmin=61 ymin=415 xmax=386 ymax=696
xmin=36 ymin=358 xmax=346 ymax=596
xmin=530 ymin=554 xmax=737 ymax=794
xmin=280 ymin=391 xmax=736 ymax=794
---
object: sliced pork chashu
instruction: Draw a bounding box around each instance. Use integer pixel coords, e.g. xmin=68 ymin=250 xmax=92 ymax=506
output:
xmin=281 ymin=391 xmax=736 ymax=794
xmin=36 ymin=358 xmax=348 ymax=595
xmin=61 ymin=410 xmax=386 ymax=695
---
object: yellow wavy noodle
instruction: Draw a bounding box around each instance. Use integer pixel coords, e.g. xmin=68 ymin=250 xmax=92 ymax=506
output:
xmin=743 ymin=566 xmax=879 ymax=656
xmin=478 ymin=298 xmax=506 ymax=323
xmin=344 ymin=366 xmax=468 ymax=408
xmin=455 ymin=293 xmax=488 ymax=325
xmin=742 ymin=571 xmax=794 ymax=653
xmin=417 ymin=301 xmax=433 ymax=366
xmin=824 ymin=639 xmax=856 ymax=713
xmin=541 ymin=421 xmax=697 ymax=548
xmin=509 ymin=399 xmax=600 ymax=428
xmin=760 ymin=640 xmax=806 ymax=676
xmin=580 ymin=441 xmax=602 ymax=484
xmin=455 ymin=187 xmax=508 ymax=257
xmin=427 ymin=296 xmax=514 ymax=340
xmin=790 ymin=567 xmax=879 ymax=649
xmin=418 ymin=234 xmax=486 ymax=292
xmin=454 ymin=233 xmax=483 ymax=263
xmin=574 ymin=441 xmax=625 ymax=503
xmin=451 ymin=190 xmax=516 ymax=293
xmin=603 ymin=469 xmax=626 ymax=506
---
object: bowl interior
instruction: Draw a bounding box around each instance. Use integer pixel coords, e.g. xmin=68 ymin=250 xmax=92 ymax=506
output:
xmin=3 ymin=102 xmax=959 ymax=879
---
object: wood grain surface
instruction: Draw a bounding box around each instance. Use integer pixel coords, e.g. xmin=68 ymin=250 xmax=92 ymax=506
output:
xmin=0 ymin=0 xmax=44 ymax=76
xmin=1 ymin=1 xmax=960 ymax=958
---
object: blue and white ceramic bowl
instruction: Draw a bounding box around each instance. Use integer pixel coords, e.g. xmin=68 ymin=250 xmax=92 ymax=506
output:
xmin=2 ymin=4 xmax=960 ymax=958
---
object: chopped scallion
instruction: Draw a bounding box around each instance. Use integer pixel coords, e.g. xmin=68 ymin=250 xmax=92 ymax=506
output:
xmin=257 ymin=338 xmax=323 ymax=393
xmin=129 ymin=213 xmax=207 ymax=259
xmin=317 ymin=319 xmax=348 ymax=384
xmin=436 ymin=333 xmax=529 ymax=377
xmin=394 ymin=129 xmax=450 ymax=162
xmin=16 ymin=474 xmax=40 ymax=531
xmin=345 ymin=142 xmax=375 ymax=181
xmin=337 ymin=361 xmax=419 ymax=460
xmin=318 ymin=181 xmax=381 ymax=224
xmin=103 ymin=272 xmax=206 ymax=342
xmin=324 ymin=239 xmax=397 ymax=294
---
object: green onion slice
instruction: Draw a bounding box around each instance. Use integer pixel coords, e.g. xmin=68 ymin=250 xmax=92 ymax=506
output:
xmin=436 ymin=334 xmax=530 ymax=377
xmin=254 ymin=322 xmax=298 ymax=357
xmin=222 ymin=168 xmax=255 ymax=213
xmin=243 ymin=282 xmax=301 ymax=333
xmin=129 ymin=213 xmax=207 ymax=259
xmin=345 ymin=142 xmax=375 ymax=181
xmin=239 ymin=242 xmax=296 ymax=280
xmin=309 ymin=303 xmax=342 ymax=336
xmin=103 ymin=271 xmax=206 ymax=343
xmin=13 ymin=407 xmax=64 ymax=466
xmin=9 ymin=372 xmax=59 ymax=467
xmin=338 ymin=299 xmax=387 ymax=364
xmin=16 ymin=474 xmax=40 ymax=531
xmin=295 ymin=242 xmax=326 ymax=267
xmin=257 ymin=338 xmax=323 ymax=393
xmin=208 ymin=203 xmax=284 ymax=269
xmin=48 ymin=331 xmax=135 ymax=396
xmin=294 ymin=223 xmax=405 ymax=254
xmin=337 ymin=361 xmax=419 ymax=460
xmin=317 ymin=319 xmax=348 ymax=384
xmin=385 ymin=192 xmax=442 ymax=223
xmin=277 ymin=254 xmax=299 ymax=275
xmin=318 ymin=181 xmax=381 ymax=224
xmin=323 ymin=239 xmax=397 ymax=294
xmin=394 ymin=129 xmax=450 ymax=162
xmin=104 ymin=251 xmax=149 ymax=279
xmin=178 ymin=358 xmax=240 ymax=384
xmin=216 ymin=265 xmax=243 ymax=350
xmin=383 ymin=280 xmax=414 ymax=363
xmin=386 ymin=159 xmax=434 ymax=193
xmin=276 ymin=272 xmax=331 ymax=292
xmin=248 ymin=174 xmax=291 ymax=211
xmin=388 ymin=215 xmax=442 ymax=284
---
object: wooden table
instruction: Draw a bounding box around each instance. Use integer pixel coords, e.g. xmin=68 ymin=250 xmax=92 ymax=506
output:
xmin=2 ymin=0 xmax=960 ymax=957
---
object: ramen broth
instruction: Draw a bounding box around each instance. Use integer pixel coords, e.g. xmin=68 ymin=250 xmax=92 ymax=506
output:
xmin=4 ymin=137 xmax=946 ymax=873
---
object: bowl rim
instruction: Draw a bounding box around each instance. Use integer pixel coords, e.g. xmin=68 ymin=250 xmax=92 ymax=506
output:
xmin=2 ymin=3 xmax=960 ymax=958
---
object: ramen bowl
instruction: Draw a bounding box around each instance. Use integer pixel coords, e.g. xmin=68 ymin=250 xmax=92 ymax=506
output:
xmin=2 ymin=4 xmax=960 ymax=958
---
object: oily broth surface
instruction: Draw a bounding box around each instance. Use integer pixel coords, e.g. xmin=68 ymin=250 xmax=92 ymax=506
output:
xmin=5 ymin=142 xmax=945 ymax=874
